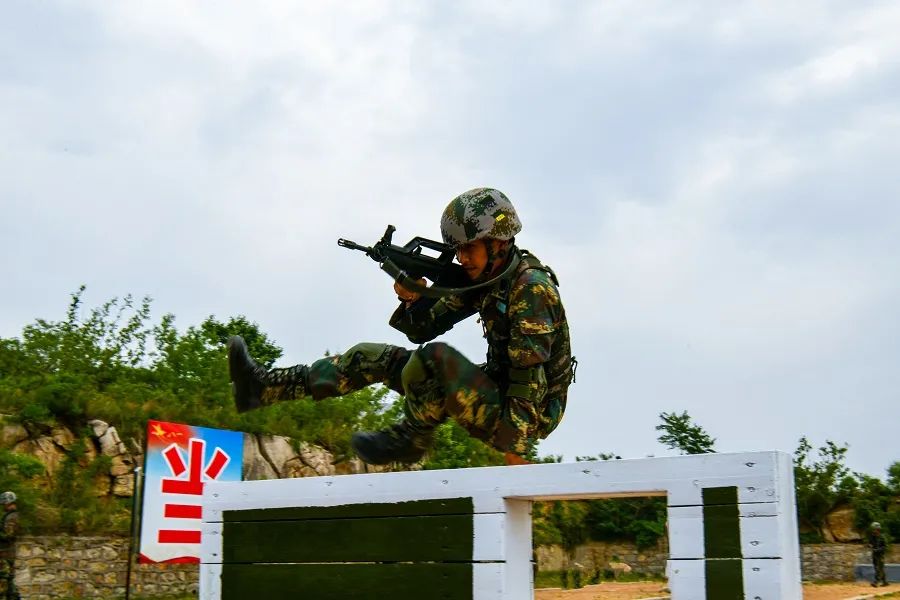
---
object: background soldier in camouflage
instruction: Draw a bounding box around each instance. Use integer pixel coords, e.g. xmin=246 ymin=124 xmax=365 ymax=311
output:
xmin=870 ymin=522 xmax=888 ymax=587
xmin=229 ymin=188 xmax=574 ymax=465
xmin=0 ymin=492 xmax=20 ymax=600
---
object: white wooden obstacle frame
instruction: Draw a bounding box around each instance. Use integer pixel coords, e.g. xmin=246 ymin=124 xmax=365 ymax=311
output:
xmin=200 ymin=450 xmax=800 ymax=599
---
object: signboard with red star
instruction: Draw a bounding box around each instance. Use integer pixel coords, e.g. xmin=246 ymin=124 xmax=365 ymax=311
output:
xmin=139 ymin=420 xmax=243 ymax=563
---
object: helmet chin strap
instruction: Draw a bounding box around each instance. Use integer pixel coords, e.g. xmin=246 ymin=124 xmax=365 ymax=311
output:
xmin=476 ymin=241 xmax=511 ymax=283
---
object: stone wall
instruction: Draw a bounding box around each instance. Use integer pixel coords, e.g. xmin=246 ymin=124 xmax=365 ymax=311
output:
xmin=536 ymin=541 xmax=899 ymax=582
xmin=536 ymin=539 xmax=669 ymax=577
xmin=801 ymin=543 xmax=900 ymax=582
xmin=11 ymin=537 xmax=900 ymax=597
xmin=15 ymin=536 xmax=198 ymax=600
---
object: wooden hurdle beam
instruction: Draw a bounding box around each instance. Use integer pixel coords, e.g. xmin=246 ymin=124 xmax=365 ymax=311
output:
xmin=200 ymin=450 xmax=800 ymax=599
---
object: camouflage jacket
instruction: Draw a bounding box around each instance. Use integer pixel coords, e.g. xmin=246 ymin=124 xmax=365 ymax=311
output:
xmin=0 ymin=510 xmax=17 ymax=558
xmin=389 ymin=248 xmax=573 ymax=401
xmin=871 ymin=533 xmax=886 ymax=555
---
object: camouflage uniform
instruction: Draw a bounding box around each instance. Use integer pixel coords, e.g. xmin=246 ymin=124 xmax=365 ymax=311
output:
xmin=233 ymin=188 xmax=573 ymax=459
xmin=253 ymin=247 xmax=572 ymax=455
xmin=388 ymin=248 xmax=573 ymax=453
xmin=871 ymin=527 xmax=887 ymax=586
xmin=0 ymin=506 xmax=19 ymax=600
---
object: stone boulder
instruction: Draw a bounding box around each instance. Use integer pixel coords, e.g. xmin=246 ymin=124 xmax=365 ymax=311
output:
xmin=241 ymin=432 xmax=407 ymax=480
xmin=823 ymin=505 xmax=862 ymax=542
xmin=242 ymin=434 xmax=279 ymax=480
xmin=298 ymin=442 xmax=336 ymax=477
xmin=13 ymin=437 xmax=63 ymax=477
xmin=0 ymin=418 xmax=29 ymax=448
xmin=50 ymin=427 xmax=76 ymax=450
xmin=609 ymin=561 xmax=633 ymax=575
xmin=97 ymin=426 xmax=127 ymax=457
xmin=87 ymin=419 xmax=109 ymax=439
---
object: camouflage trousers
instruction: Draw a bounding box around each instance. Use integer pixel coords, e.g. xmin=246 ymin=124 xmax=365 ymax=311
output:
xmin=0 ymin=559 xmax=19 ymax=600
xmin=302 ymin=342 xmax=554 ymax=455
xmin=874 ymin=552 xmax=887 ymax=585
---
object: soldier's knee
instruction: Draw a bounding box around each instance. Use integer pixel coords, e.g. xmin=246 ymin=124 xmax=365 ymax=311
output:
xmin=419 ymin=342 xmax=466 ymax=366
xmin=338 ymin=343 xmax=391 ymax=370
xmin=400 ymin=350 xmax=429 ymax=391
xmin=417 ymin=341 xmax=445 ymax=358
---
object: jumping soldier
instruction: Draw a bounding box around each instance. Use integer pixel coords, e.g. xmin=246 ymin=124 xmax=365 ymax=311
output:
xmin=228 ymin=188 xmax=574 ymax=465
xmin=0 ymin=491 xmax=20 ymax=600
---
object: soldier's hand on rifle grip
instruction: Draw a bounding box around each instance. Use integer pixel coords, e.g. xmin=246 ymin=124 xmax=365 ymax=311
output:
xmin=394 ymin=279 xmax=427 ymax=305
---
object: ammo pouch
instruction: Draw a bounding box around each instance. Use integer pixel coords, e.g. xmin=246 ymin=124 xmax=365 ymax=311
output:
xmin=505 ymin=365 xmax=547 ymax=403
xmin=488 ymin=365 xmax=548 ymax=453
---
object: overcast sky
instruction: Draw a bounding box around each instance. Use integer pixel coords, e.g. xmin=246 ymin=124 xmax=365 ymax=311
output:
xmin=2 ymin=1 xmax=898 ymax=477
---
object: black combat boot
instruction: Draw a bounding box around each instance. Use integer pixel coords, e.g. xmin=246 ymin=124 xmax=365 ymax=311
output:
xmin=228 ymin=336 xmax=308 ymax=413
xmin=351 ymin=421 xmax=435 ymax=465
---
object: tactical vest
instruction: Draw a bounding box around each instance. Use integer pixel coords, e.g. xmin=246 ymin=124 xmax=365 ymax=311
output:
xmin=478 ymin=249 xmax=574 ymax=399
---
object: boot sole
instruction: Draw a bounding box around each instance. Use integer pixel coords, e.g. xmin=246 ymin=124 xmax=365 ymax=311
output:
xmin=351 ymin=431 xmax=427 ymax=465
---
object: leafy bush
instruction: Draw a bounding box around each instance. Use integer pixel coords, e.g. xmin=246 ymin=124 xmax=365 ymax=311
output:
xmin=0 ymin=288 xmax=408 ymax=533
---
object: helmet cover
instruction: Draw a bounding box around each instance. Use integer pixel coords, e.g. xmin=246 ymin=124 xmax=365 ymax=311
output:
xmin=440 ymin=188 xmax=522 ymax=247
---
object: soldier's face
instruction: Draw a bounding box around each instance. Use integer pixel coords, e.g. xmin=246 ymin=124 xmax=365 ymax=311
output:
xmin=457 ymin=239 xmax=508 ymax=280
xmin=456 ymin=240 xmax=490 ymax=280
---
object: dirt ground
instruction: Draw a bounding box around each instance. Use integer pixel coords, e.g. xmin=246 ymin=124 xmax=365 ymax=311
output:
xmin=802 ymin=583 xmax=900 ymax=600
xmin=534 ymin=581 xmax=900 ymax=599
xmin=535 ymin=582 xmax=668 ymax=600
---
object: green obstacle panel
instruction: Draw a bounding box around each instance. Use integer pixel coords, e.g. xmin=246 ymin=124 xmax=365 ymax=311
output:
xmin=223 ymin=513 xmax=475 ymax=563
xmin=220 ymin=498 xmax=477 ymax=600
xmin=223 ymin=497 xmax=474 ymax=522
xmin=702 ymin=486 xmax=741 ymax=559
xmin=221 ymin=563 xmax=472 ymax=600
xmin=702 ymin=486 xmax=743 ymax=599
xmin=705 ymin=559 xmax=743 ymax=600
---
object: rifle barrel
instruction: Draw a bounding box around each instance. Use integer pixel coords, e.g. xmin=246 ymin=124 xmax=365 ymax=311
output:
xmin=337 ymin=239 xmax=370 ymax=252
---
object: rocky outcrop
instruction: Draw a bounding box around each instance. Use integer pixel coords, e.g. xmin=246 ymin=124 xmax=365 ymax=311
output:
xmin=241 ymin=432 xmax=397 ymax=481
xmin=822 ymin=504 xmax=862 ymax=542
xmin=1 ymin=415 xmax=139 ymax=497
xmin=1 ymin=414 xmax=404 ymax=497
xmin=1 ymin=421 xmax=29 ymax=447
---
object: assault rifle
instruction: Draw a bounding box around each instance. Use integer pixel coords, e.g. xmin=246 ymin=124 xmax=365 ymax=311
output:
xmin=337 ymin=225 xmax=518 ymax=298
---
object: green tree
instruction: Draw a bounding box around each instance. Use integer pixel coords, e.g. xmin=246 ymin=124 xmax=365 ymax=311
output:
xmin=0 ymin=450 xmax=46 ymax=534
xmin=655 ymin=410 xmax=716 ymax=455
xmin=887 ymin=461 xmax=900 ymax=493
xmin=792 ymin=437 xmax=858 ymax=541
xmin=0 ymin=288 xmax=405 ymax=533
xmin=574 ymin=455 xmax=667 ymax=550
xmin=422 ymin=421 xmax=505 ymax=470
xmin=536 ymin=500 xmax=590 ymax=589
xmin=851 ymin=462 xmax=900 ymax=542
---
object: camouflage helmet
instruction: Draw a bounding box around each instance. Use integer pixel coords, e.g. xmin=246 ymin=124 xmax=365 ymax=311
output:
xmin=872 ymin=522 xmax=882 ymax=529
xmin=0 ymin=491 xmax=15 ymax=505
xmin=440 ymin=188 xmax=522 ymax=247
